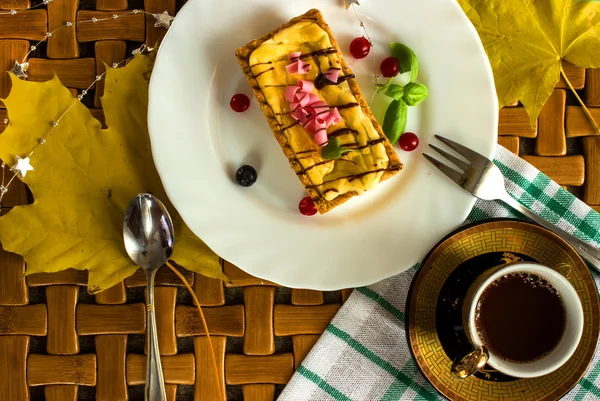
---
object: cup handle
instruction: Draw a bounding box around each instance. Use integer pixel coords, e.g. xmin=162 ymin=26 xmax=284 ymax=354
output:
xmin=451 ymin=346 xmax=489 ymax=379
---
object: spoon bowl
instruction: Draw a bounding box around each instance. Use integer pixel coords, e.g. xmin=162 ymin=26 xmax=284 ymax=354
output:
xmin=124 ymin=193 xmax=174 ymax=270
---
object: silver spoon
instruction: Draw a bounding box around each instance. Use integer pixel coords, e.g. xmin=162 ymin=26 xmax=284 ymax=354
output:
xmin=124 ymin=193 xmax=174 ymax=401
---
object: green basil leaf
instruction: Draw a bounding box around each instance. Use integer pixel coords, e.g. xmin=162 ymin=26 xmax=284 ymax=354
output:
xmin=321 ymin=137 xmax=357 ymax=160
xmin=375 ymin=78 xmax=394 ymax=94
xmin=382 ymin=99 xmax=407 ymax=145
xmin=385 ymin=84 xmax=405 ymax=100
xmin=389 ymin=42 xmax=418 ymax=82
xmin=402 ymin=82 xmax=429 ymax=106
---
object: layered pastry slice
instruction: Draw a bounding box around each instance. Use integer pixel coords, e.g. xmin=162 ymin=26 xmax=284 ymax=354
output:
xmin=236 ymin=9 xmax=402 ymax=214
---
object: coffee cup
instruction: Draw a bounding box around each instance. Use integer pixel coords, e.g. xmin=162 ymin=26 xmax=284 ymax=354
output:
xmin=452 ymin=262 xmax=584 ymax=379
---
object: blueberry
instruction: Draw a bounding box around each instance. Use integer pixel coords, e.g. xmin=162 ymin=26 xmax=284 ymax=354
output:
xmin=235 ymin=165 xmax=257 ymax=187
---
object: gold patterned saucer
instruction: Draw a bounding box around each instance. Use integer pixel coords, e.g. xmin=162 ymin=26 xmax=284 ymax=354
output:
xmin=407 ymin=219 xmax=600 ymax=401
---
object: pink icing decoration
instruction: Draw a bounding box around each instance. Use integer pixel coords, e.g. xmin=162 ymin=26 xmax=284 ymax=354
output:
xmin=285 ymin=63 xmax=297 ymax=74
xmin=286 ymin=59 xmax=311 ymax=75
xmin=300 ymin=61 xmax=311 ymax=73
xmin=288 ymin=51 xmax=301 ymax=61
xmin=292 ymin=107 xmax=310 ymax=124
xmin=305 ymin=116 xmax=327 ymax=133
xmin=308 ymin=93 xmax=320 ymax=105
xmin=298 ymin=80 xmax=314 ymax=92
xmin=282 ymin=63 xmax=345 ymax=146
xmin=297 ymin=92 xmax=311 ymax=107
xmin=285 ymin=86 xmax=300 ymax=103
xmin=313 ymin=129 xmax=329 ymax=146
xmin=324 ymin=107 xmax=342 ymax=126
xmin=323 ymin=68 xmax=340 ymax=82
xmin=309 ymin=101 xmax=329 ymax=116
xmin=286 ymin=82 xmax=321 ymax=118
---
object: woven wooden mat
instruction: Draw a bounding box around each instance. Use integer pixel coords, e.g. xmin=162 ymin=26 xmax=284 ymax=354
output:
xmin=1 ymin=0 xmax=600 ymax=400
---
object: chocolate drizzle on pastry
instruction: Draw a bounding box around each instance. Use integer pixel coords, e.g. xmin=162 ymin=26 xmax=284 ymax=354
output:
xmin=248 ymin=47 xmax=337 ymax=69
xmin=252 ymin=61 xmax=273 ymax=67
xmin=253 ymin=67 xmax=274 ymax=78
xmin=281 ymin=121 xmax=300 ymax=131
xmin=306 ymin=165 xmax=401 ymax=188
xmin=277 ymin=103 xmax=359 ymax=118
xmin=343 ymin=138 xmax=387 ymax=150
xmin=328 ymin=128 xmax=358 ymax=138
xmin=314 ymin=72 xmax=355 ymax=90
xmin=336 ymin=102 xmax=360 ymax=110
xmin=298 ymin=47 xmax=337 ymax=60
xmin=297 ymin=159 xmax=333 ymax=174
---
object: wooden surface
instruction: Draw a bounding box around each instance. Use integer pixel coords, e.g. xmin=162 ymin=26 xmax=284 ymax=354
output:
xmin=0 ymin=251 xmax=347 ymax=400
xmin=1 ymin=1 xmax=600 ymax=400
xmin=536 ymin=89 xmax=567 ymax=156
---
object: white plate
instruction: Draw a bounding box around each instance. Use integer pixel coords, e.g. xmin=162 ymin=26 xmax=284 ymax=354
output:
xmin=148 ymin=0 xmax=498 ymax=290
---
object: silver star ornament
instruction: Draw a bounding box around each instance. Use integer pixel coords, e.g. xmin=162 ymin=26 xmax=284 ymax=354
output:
xmin=153 ymin=11 xmax=174 ymax=28
xmin=131 ymin=44 xmax=155 ymax=56
xmin=345 ymin=0 xmax=360 ymax=7
xmin=11 ymin=61 xmax=29 ymax=79
xmin=11 ymin=155 xmax=34 ymax=178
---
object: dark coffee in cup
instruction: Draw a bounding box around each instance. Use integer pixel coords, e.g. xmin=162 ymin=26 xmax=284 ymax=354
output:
xmin=475 ymin=272 xmax=566 ymax=363
xmin=461 ymin=263 xmax=582 ymax=378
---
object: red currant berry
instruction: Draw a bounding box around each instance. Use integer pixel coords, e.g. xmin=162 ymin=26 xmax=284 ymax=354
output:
xmin=380 ymin=57 xmax=399 ymax=78
xmin=398 ymin=132 xmax=419 ymax=151
xmin=230 ymin=94 xmax=250 ymax=112
xmin=349 ymin=37 xmax=371 ymax=59
xmin=299 ymin=196 xmax=318 ymax=216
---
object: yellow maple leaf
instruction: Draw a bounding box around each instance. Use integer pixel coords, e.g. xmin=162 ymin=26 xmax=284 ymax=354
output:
xmin=0 ymin=54 xmax=227 ymax=293
xmin=458 ymin=0 xmax=600 ymax=129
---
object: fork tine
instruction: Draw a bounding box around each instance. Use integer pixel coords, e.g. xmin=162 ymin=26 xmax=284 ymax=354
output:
xmin=423 ymin=153 xmax=464 ymax=185
xmin=429 ymin=144 xmax=469 ymax=171
xmin=435 ymin=135 xmax=486 ymax=164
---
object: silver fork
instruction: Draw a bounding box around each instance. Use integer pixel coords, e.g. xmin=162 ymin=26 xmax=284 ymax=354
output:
xmin=424 ymin=134 xmax=600 ymax=271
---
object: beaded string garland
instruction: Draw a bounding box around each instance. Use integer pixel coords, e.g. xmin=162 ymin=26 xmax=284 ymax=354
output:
xmin=0 ymin=2 xmax=174 ymax=206
xmin=0 ymin=0 xmax=371 ymax=207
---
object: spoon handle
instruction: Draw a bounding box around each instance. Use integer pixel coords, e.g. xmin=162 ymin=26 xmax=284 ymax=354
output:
xmin=146 ymin=269 xmax=167 ymax=401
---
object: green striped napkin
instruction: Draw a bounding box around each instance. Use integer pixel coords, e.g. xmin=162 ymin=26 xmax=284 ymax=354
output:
xmin=279 ymin=145 xmax=600 ymax=401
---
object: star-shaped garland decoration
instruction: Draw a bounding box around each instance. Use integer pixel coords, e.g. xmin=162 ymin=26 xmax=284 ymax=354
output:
xmin=153 ymin=11 xmax=174 ymax=28
xmin=131 ymin=44 xmax=155 ymax=56
xmin=11 ymin=61 xmax=29 ymax=79
xmin=11 ymin=155 xmax=34 ymax=178
xmin=345 ymin=0 xmax=360 ymax=9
